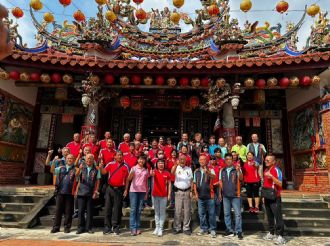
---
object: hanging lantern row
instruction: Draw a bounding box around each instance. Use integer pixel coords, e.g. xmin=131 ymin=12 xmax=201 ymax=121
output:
xmin=0 ymin=70 xmax=76 ymax=84
xmin=243 ymin=75 xmax=321 ymax=88
xmin=117 ymin=75 xmax=210 ymax=88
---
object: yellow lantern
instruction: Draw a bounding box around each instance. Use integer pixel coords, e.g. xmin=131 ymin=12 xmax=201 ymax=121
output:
xmin=95 ymin=0 xmax=107 ymax=5
xmin=44 ymin=12 xmax=54 ymax=23
xmin=307 ymin=4 xmax=320 ymax=17
xmin=30 ymin=0 xmax=43 ymax=11
xmin=240 ymin=0 xmax=252 ymax=13
xmin=173 ymin=0 xmax=184 ymax=8
xmin=170 ymin=12 xmax=181 ymax=24
xmin=105 ymin=10 xmax=117 ymax=22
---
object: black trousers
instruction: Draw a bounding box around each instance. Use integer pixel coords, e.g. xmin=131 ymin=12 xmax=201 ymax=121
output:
xmin=104 ymin=186 xmax=124 ymax=230
xmin=264 ymin=196 xmax=284 ymax=236
xmin=53 ymin=194 xmax=74 ymax=230
xmin=77 ymin=195 xmax=94 ymax=231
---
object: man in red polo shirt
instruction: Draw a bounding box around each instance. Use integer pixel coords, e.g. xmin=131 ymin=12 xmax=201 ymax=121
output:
xmin=262 ymin=154 xmax=285 ymax=245
xmin=99 ymin=139 xmax=116 ymax=165
xmin=99 ymin=131 xmax=116 ymax=150
xmin=124 ymin=143 xmax=138 ymax=169
xmin=100 ymin=151 xmax=129 ymax=235
xmin=82 ymin=134 xmax=100 ymax=161
xmin=66 ymin=133 xmax=81 ymax=159
xmin=118 ymin=133 xmax=130 ymax=156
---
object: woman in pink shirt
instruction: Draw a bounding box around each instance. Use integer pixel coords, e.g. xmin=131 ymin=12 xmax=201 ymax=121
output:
xmin=124 ymin=156 xmax=149 ymax=236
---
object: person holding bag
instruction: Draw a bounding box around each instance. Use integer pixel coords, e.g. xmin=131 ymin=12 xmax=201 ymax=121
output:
xmin=262 ymin=154 xmax=286 ymax=245
xmin=100 ymin=150 xmax=129 ymax=235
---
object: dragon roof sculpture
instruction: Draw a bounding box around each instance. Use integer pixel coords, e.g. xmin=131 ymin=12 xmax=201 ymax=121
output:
xmin=5 ymin=0 xmax=330 ymax=62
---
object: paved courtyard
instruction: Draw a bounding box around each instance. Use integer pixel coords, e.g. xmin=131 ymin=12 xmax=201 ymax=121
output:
xmin=0 ymin=227 xmax=329 ymax=246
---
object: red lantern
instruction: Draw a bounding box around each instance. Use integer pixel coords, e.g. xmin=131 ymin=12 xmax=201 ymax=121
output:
xmin=189 ymin=96 xmax=199 ymax=109
xmin=135 ymin=8 xmax=147 ymax=20
xmin=299 ymin=76 xmax=311 ymax=86
xmin=120 ymin=96 xmax=131 ymax=109
xmin=255 ymin=78 xmax=266 ymax=88
xmin=9 ymin=71 xmax=20 ymax=80
xmin=131 ymin=75 xmax=142 ymax=85
xmin=73 ymin=10 xmax=85 ymax=22
xmin=12 ymin=7 xmax=24 ymax=19
xmin=155 ymin=76 xmax=165 ymax=86
xmin=30 ymin=72 xmax=41 ymax=81
xmin=279 ymin=77 xmax=290 ymax=88
xmin=200 ymin=77 xmax=209 ymax=87
xmin=276 ymin=1 xmax=289 ymax=14
xmin=59 ymin=0 xmax=71 ymax=7
xmin=208 ymin=4 xmax=220 ymax=16
xmin=105 ymin=74 xmax=115 ymax=85
xmin=133 ymin=0 xmax=144 ymax=4
xmin=51 ymin=73 xmax=62 ymax=83
xmin=179 ymin=77 xmax=189 ymax=87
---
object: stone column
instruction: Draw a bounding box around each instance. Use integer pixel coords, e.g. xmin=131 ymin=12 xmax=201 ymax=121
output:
xmin=320 ymin=97 xmax=330 ymax=192
xmin=222 ymin=102 xmax=236 ymax=150
xmin=82 ymin=101 xmax=99 ymax=138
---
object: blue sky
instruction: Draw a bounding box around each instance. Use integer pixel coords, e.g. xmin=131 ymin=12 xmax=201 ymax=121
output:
xmin=2 ymin=0 xmax=330 ymax=49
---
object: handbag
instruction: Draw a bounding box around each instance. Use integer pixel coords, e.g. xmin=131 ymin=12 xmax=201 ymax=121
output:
xmin=261 ymin=187 xmax=277 ymax=200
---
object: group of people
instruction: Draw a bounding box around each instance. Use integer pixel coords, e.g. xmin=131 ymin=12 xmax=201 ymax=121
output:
xmin=46 ymin=130 xmax=286 ymax=245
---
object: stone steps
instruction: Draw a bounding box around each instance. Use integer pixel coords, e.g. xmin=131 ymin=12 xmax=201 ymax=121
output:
xmin=0 ymin=203 xmax=36 ymax=212
xmin=0 ymin=211 xmax=27 ymax=222
xmin=0 ymin=190 xmax=54 ymax=228
xmin=0 ymin=195 xmax=45 ymax=204
xmin=36 ymin=197 xmax=330 ymax=237
xmin=282 ymin=208 xmax=330 ymax=217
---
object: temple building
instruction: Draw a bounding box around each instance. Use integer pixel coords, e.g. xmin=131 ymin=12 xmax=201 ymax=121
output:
xmin=0 ymin=0 xmax=329 ymax=193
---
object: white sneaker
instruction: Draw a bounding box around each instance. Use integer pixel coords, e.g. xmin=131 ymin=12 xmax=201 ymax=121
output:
xmin=263 ymin=232 xmax=276 ymax=241
xmin=152 ymin=228 xmax=159 ymax=235
xmin=274 ymin=235 xmax=286 ymax=245
xmin=157 ymin=229 xmax=163 ymax=237
xmin=216 ymin=216 xmax=220 ymax=222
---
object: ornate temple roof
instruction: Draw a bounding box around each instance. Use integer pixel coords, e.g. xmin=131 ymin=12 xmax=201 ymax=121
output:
xmin=3 ymin=0 xmax=330 ymax=65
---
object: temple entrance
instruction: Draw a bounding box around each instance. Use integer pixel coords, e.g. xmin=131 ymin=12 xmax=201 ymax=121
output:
xmin=142 ymin=108 xmax=180 ymax=144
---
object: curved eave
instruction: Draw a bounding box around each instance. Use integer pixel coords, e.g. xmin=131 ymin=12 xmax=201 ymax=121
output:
xmin=1 ymin=50 xmax=330 ymax=74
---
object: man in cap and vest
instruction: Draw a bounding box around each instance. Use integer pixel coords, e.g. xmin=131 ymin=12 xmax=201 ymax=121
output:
xmin=75 ymin=154 xmax=101 ymax=234
xmin=219 ymin=153 xmax=244 ymax=240
xmin=50 ymin=154 xmax=77 ymax=234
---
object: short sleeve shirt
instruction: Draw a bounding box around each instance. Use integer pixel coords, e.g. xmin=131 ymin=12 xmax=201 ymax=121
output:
xmin=263 ymin=166 xmax=282 ymax=196
xmin=152 ymin=170 xmax=171 ymax=197
xmin=66 ymin=141 xmax=80 ymax=159
xmin=174 ymin=165 xmax=193 ymax=190
xmin=130 ymin=165 xmax=149 ymax=193
xmin=104 ymin=161 xmax=129 ymax=187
